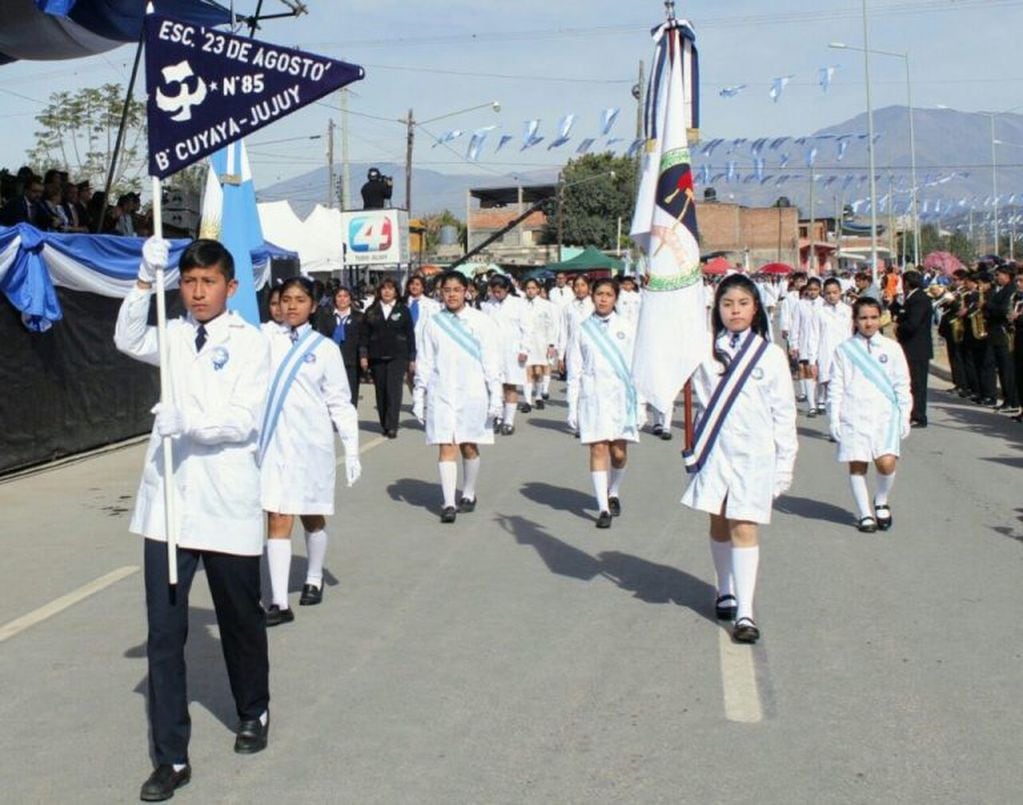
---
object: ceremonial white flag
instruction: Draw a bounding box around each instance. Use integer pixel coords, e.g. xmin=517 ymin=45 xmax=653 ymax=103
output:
xmin=630 ymin=18 xmax=709 ymax=416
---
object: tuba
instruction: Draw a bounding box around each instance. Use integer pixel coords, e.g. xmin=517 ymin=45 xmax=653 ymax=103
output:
xmin=969 ymin=301 xmax=988 ymax=340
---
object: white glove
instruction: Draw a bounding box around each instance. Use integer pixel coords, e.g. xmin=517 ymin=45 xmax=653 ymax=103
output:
xmin=773 ymin=471 xmax=792 ymax=499
xmin=567 ymin=411 xmax=578 ymax=432
xmin=152 ymin=402 xmax=185 ymax=437
xmin=138 ymin=237 xmax=170 ymax=284
xmin=829 ymin=420 xmax=842 ymax=443
xmin=412 ymin=390 xmax=425 ymax=425
xmin=345 ymin=454 xmax=362 ymax=487
xmin=901 ymin=421 xmax=911 ymax=439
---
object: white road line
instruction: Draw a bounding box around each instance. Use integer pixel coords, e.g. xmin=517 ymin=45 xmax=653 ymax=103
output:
xmin=335 ymin=434 xmax=387 ymax=467
xmin=0 ymin=566 xmax=139 ymax=643
xmin=718 ymin=629 xmax=764 ymax=723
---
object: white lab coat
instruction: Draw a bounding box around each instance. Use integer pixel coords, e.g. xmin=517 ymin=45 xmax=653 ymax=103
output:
xmin=778 ymin=292 xmax=800 ymax=337
xmin=260 ymin=323 xmax=359 ymax=515
xmin=415 ymin=307 xmax=502 ymax=445
xmin=566 ymin=311 xmax=640 ymax=444
xmin=827 ymin=333 xmax=912 ymax=462
xmin=548 ymin=285 xmax=574 ymax=308
xmin=792 ymin=296 xmax=824 ymax=359
xmin=616 ymin=289 xmax=642 ymax=324
xmin=114 ymin=288 xmax=269 ymax=556
xmin=408 ymin=294 xmax=441 ymax=340
xmin=681 ymin=333 xmax=798 ymax=524
xmin=523 ymin=296 xmax=560 ymax=365
xmin=815 ymin=301 xmax=853 ymax=383
xmin=557 ymin=296 xmax=595 ymax=358
xmin=481 ymin=294 xmax=529 ymax=386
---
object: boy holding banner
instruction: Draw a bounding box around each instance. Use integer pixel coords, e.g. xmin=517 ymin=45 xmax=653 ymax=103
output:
xmin=413 ymin=271 xmax=503 ymax=523
xmin=115 ymin=237 xmax=271 ymax=800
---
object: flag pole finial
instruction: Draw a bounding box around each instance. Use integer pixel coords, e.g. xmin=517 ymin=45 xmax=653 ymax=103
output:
xmin=664 ymin=1 xmax=676 ymax=21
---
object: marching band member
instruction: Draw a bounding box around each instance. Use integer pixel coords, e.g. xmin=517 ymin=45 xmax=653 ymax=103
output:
xmin=260 ymin=277 xmax=362 ymax=625
xmin=413 ymin=271 xmax=503 ymax=523
xmin=565 ymin=278 xmax=640 ymax=528
xmin=481 ymin=274 xmax=528 ymax=434
xmin=827 ymin=297 xmax=911 ymax=533
xmin=682 ymin=274 xmax=797 ymax=644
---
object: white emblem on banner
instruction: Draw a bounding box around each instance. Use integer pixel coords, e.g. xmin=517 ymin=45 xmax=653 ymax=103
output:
xmin=156 ymin=61 xmax=209 ymax=122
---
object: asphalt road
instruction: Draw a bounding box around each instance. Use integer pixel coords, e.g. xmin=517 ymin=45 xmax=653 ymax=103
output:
xmin=1 ymin=372 xmax=1021 ymax=804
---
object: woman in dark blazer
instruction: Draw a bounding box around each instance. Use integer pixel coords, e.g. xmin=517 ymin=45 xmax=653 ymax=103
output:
xmin=317 ymin=285 xmax=365 ymax=407
xmin=359 ymin=277 xmax=416 ymax=437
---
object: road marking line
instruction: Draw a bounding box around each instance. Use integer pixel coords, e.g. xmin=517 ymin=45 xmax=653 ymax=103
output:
xmin=0 ymin=566 xmax=139 ymax=643
xmin=718 ymin=628 xmax=764 ymax=723
xmin=336 ymin=434 xmax=387 ymax=467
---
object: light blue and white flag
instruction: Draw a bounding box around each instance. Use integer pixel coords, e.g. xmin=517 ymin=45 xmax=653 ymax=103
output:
xmin=495 ymin=133 xmax=514 ymax=152
xmin=548 ymin=114 xmax=575 ymax=149
xmin=769 ymin=75 xmax=793 ymax=102
xmin=726 ymin=160 xmax=737 ymax=182
xmin=432 ymin=129 xmax=463 ymax=148
xmin=805 ymin=147 xmax=818 ymax=167
xmin=754 ymin=157 xmax=765 ymax=181
xmin=467 ymin=126 xmax=495 ymax=161
xmin=521 ymin=119 xmax=543 ymax=150
xmin=818 ymin=65 xmax=838 ymax=93
xmin=779 ymin=153 xmax=790 ymax=168
xmin=576 ymin=138 xmax=596 ymax=154
xmin=836 ymin=136 xmax=850 ymax=161
xmin=600 ymin=107 xmax=620 ymax=136
xmin=719 ymin=84 xmax=746 ymax=98
xmin=200 ymin=139 xmax=262 ymax=325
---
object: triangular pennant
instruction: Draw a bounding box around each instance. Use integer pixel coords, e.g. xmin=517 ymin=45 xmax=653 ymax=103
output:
xmin=145 ymin=13 xmax=364 ymax=178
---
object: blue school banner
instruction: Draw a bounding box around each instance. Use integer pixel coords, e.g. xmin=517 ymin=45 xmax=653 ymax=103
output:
xmin=145 ymin=14 xmax=364 ymax=178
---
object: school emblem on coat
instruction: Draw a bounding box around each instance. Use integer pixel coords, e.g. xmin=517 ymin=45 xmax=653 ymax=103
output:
xmin=211 ymin=346 xmax=230 ymax=371
xmin=752 ymin=367 xmax=764 ymax=380
xmin=879 ymin=354 xmax=889 ymax=364
xmin=616 ymin=331 xmax=625 ymax=340
xmin=303 ymin=352 xmax=317 ymax=364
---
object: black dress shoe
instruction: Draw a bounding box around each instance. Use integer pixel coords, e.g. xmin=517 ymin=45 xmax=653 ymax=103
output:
xmin=500 ymin=423 xmax=515 ymax=436
xmin=659 ymin=429 xmax=672 ymax=441
xmin=265 ymin=604 xmax=294 ymax=627
xmin=595 ymin=511 xmax=612 ymax=529
xmin=874 ymin=504 xmax=893 ymax=531
xmin=979 ymin=397 xmax=997 ymax=406
xmin=715 ymin=594 xmax=738 ymax=621
xmin=140 ymin=764 xmax=190 ymax=801
xmin=535 ymin=398 xmax=545 ymax=410
xmin=234 ymin=714 xmax=269 ymax=754
xmin=298 ymin=584 xmax=323 ymax=606
xmin=519 ymin=402 xmax=532 ymax=413
xmin=458 ymin=496 xmax=476 ymax=513
xmin=541 ymin=392 xmax=550 ymax=400
xmin=857 ymin=516 xmax=878 ymax=533
xmin=608 ymin=496 xmax=621 ymax=517
xmin=651 ymin=424 xmax=664 ymax=436
xmin=732 ymin=617 xmax=760 ymax=644
xmin=386 ymin=429 xmax=398 ymax=439
xmin=440 ymin=506 xmax=457 ymax=523
xmin=910 ymin=420 xmax=927 ymax=428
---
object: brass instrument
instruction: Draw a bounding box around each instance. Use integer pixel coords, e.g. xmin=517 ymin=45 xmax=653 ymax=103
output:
xmin=969 ymin=304 xmax=988 ymax=340
xmin=950 ymin=315 xmax=966 ymax=344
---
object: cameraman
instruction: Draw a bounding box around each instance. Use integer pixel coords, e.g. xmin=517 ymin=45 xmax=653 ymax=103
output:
xmin=361 ymin=167 xmax=393 ymax=209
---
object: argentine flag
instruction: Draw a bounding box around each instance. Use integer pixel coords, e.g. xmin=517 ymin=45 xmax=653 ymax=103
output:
xmin=199 ymin=140 xmax=262 ymax=325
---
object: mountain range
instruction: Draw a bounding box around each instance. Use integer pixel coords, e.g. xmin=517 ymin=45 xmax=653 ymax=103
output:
xmin=259 ymin=106 xmax=1023 ymax=228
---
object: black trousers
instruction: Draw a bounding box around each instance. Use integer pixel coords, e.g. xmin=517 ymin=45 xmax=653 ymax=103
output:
xmin=344 ymin=361 xmax=360 ymax=407
xmin=1015 ymin=338 xmax=1023 ymax=410
xmin=907 ymin=357 xmax=930 ymax=424
xmin=991 ymin=339 xmax=1018 ymax=407
xmin=970 ymin=340 xmax=997 ymax=400
xmin=144 ymin=538 xmax=269 ymax=765
xmin=370 ymin=357 xmax=407 ymax=432
xmin=946 ymin=339 xmax=963 ymax=389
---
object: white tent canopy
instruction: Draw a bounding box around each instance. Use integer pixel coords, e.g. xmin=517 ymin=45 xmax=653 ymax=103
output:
xmin=257 ymin=201 xmax=342 ymax=275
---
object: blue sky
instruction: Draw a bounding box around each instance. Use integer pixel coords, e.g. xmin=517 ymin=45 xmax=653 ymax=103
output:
xmin=1 ymin=0 xmax=1020 ymax=191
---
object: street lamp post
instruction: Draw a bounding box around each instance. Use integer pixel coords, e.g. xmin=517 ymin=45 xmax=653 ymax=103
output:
xmin=830 ymin=36 xmax=918 ymax=267
xmin=403 ymin=101 xmax=501 ymax=213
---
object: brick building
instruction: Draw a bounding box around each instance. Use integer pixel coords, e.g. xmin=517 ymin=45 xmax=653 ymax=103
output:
xmin=465 ymin=183 xmax=559 ymax=267
xmin=696 ymin=199 xmax=800 ymax=270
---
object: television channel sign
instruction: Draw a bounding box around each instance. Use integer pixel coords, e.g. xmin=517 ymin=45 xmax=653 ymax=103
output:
xmin=341 ymin=209 xmax=409 ymax=266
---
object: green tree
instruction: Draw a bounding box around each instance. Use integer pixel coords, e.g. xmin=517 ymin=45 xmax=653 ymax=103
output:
xmin=422 ymin=209 xmax=466 ymax=253
xmin=947 ymin=228 xmax=976 ymax=265
xmin=28 ymin=83 xmax=146 ymax=193
xmin=542 ymin=153 xmax=638 ymax=250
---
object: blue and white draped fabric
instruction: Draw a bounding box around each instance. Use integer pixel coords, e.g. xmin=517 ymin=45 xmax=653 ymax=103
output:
xmin=0 ymin=0 xmax=230 ymax=64
xmin=433 ymin=310 xmax=482 ymax=362
xmin=580 ymin=316 xmax=637 ymax=431
xmin=683 ymin=331 xmax=770 ymax=474
xmin=718 ymin=85 xmax=746 ymax=98
xmin=521 ymin=119 xmax=543 ymax=151
xmin=0 ymin=223 xmax=285 ymax=332
xmin=645 ymin=17 xmax=699 ymax=134
xmin=838 ymin=338 xmax=900 ymax=453
xmin=258 ymin=327 xmax=322 ymax=465
xmin=819 ymin=65 xmax=838 ymax=93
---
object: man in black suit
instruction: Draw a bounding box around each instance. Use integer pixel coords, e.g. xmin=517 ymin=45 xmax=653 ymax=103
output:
xmin=0 ymin=178 xmax=44 ymax=226
xmin=317 ymin=285 xmax=364 ymax=407
xmin=985 ymin=264 xmax=1019 ymax=413
xmin=894 ymin=269 xmax=933 ymax=427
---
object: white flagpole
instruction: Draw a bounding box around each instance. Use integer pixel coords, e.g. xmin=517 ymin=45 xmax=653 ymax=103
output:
xmin=151 ymin=175 xmax=179 ymax=586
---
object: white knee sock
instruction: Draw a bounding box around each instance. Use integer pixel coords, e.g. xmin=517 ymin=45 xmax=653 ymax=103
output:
xmin=875 ymin=472 xmax=895 ymax=505
xmin=805 ymin=379 xmax=817 ymax=409
xmin=710 ymin=538 xmax=734 ymax=597
xmin=590 ymin=470 xmax=609 ymax=513
xmin=541 ymin=375 xmax=551 ymax=395
xmin=534 ymin=380 xmax=543 ymax=401
xmin=608 ymin=466 xmax=625 ymax=497
xmin=438 ymin=461 xmax=458 ymax=507
xmin=817 ymin=382 xmax=828 ymax=407
xmin=503 ymin=402 xmax=517 ymax=426
xmin=266 ymin=539 xmax=292 ymax=608
xmin=462 ymin=457 xmax=481 ymax=502
xmin=304 ymin=529 xmax=328 ymax=588
xmin=849 ymin=474 xmax=872 ymax=519
xmin=732 ymin=545 xmax=759 ymax=622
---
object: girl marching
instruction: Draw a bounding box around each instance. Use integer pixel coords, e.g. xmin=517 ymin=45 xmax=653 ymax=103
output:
xmin=521 ymin=277 xmax=560 ymax=410
xmin=814 ymin=277 xmax=854 ymax=420
xmin=682 ymin=274 xmax=797 ymax=643
xmin=413 ymin=271 xmax=503 ymax=523
xmin=566 ymin=278 xmax=640 ymax=529
xmin=827 ymin=297 xmax=912 ymax=533
xmin=260 ymin=277 xmax=362 ymax=626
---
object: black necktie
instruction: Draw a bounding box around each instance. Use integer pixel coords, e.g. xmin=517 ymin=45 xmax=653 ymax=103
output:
xmin=195 ymin=324 xmax=207 ymax=352
xmin=730 ymin=332 xmax=740 ymax=349
xmin=290 ymin=328 xmax=299 ymax=344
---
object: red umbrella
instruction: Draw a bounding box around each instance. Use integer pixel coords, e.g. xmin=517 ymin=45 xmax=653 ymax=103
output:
xmin=922 ymin=251 xmax=963 ymax=276
xmin=759 ymin=262 xmax=793 ymax=275
xmin=703 ymin=256 xmax=731 ymax=275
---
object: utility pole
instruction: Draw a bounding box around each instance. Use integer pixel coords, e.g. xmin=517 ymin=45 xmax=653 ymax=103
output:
xmin=404 ymin=109 xmax=415 ymax=213
xmin=634 ymin=60 xmax=645 ymax=196
xmin=340 ymin=88 xmax=351 ymax=209
xmin=888 ymin=175 xmax=896 ymax=261
xmin=807 ymin=163 xmax=815 ymax=274
xmin=557 ymin=170 xmax=565 ymax=262
xmin=990 ymin=113 xmax=999 ymax=254
xmin=326 ymin=118 xmax=335 ymax=207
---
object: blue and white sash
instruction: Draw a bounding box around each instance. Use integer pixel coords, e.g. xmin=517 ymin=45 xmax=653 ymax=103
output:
xmin=838 ymin=337 xmax=901 ymax=451
xmin=581 ymin=316 xmax=638 ymax=430
xmin=683 ymin=331 xmax=770 ymax=474
xmin=258 ymin=328 xmax=321 ymax=464
xmin=433 ymin=310 xmax=482 ymax=362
